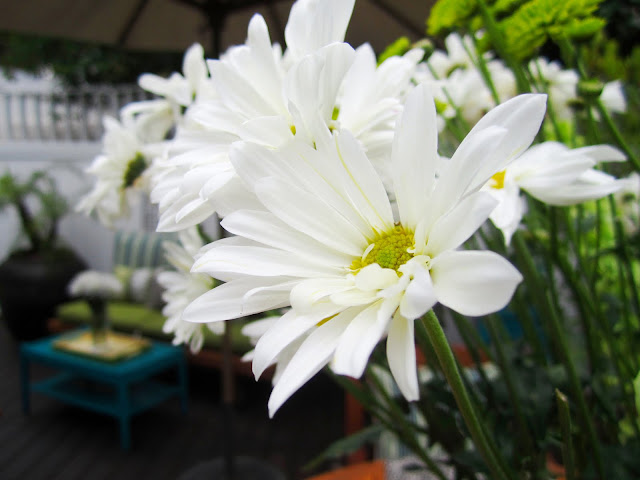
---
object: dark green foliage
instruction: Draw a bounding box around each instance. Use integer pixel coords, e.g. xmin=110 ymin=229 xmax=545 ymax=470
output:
xmin=0 ymin=32 xmax=183 ymax=86
xmin=0 ymin=170 xmax=68 ymax=253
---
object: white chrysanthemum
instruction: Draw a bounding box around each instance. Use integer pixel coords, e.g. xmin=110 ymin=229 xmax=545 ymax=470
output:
xmin=157 ymin=228 xmax=221 ymax=353
xmin=152 ymin=0 xmax=421 ymax=232
xmin=76 ymin=115 xmax=154 ymax=227
xmin=485 ymin=142 xmax=627 ymax=244
xmin=139 ymin=43 xmax=215 ymax=108
xmin=529 ymin=57 xmax=578 ymax=120
xmin=184 ymin=85 xmax=546 ymax=416
xmin=426 ymin=33 xmax=483 ymax=79
xmin=417 ymin=41 xmax=515 ymax=127
xmin=600 ymin=80 xmax=626 ymax=114
xmin=615 ymin=172 xmax=640 ymax=236
xmin=68 ymin=270 xmax=124 ymax=300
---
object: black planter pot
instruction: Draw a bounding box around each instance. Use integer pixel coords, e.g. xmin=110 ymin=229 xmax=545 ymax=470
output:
xmin=0 ymin=248 xmax=86 ymax=341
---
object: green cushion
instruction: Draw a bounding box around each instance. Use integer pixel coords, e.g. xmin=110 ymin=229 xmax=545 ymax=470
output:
xmin=55 ymin=300 xmax=253 ymax=354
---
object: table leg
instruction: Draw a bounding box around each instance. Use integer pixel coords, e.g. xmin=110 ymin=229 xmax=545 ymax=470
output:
xmin=117 ymin=384 xmax=132 ymax=450
xmin=177 ymin=356 xmax=188 ymax=413
xmin=19 ymin=351 xmax=31 ymax=415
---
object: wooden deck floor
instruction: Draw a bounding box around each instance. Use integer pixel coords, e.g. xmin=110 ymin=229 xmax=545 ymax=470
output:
xmin=0 ymin=322 xmax=346 ymax=480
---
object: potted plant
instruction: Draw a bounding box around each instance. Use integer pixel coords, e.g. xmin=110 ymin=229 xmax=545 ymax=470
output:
xmin=0 ymin=169 xmax=86 ymax=340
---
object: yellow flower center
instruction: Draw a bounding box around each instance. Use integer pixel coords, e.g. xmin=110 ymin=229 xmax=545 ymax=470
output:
xmin=490 ymin=170 xmax=506 ymax=190
xmin=351 ymin=225 xmax=414 ymax=273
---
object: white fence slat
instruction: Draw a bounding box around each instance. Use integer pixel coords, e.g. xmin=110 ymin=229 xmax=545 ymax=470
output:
xmin=0 ymin=84 xmax=150 ymax=143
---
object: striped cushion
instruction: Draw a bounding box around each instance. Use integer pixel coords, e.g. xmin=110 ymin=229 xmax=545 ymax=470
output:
xmin=112 ymin=230 xmax=177 ymax=269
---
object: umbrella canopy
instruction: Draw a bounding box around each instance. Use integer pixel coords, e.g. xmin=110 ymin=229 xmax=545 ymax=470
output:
xmin=0 ymin=0 xmax=433 ymax=56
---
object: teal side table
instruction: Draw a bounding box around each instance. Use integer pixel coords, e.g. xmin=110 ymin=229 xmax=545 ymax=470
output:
xmin=20 ymin=331 xmax=188 ymax=450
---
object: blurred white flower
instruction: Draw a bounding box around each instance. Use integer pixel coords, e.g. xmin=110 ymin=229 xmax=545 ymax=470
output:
xmin=600 ymin=80 xmax=626 ymax=114
xmin=529 ymin=58 xmax=578 ymax=120
xmin=76 ymin=116 xmax=153 ymax=227
xmin=157 ymin=228 xmax=220 ymax=353
xmin=151 ymin=0 xmax=421 ymax=233
xmin=615 ymin=172 xmax=640 ymax=236
xmin=485 ymin=142 xmax=627 ymax=244
xmin=68 ymin=270 xmax=124 ymax=300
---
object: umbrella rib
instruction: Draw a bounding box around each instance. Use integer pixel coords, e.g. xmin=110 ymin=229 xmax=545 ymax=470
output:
xmin=118 ymin=0 xmax=153 ymax=47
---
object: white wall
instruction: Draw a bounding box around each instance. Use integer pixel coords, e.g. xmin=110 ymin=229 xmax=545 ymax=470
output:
xmin=0 ymin=141 xmax=146 ymax=270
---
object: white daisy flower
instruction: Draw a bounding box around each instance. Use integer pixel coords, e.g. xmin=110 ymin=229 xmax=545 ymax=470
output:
xmin=184 ymin=84 xmax=547 ymax=416
xmin=529 ymin=57 xmax=578 ymax=120
xmin=157 ymin=227 xmax=220 ymax=353
xmin=600 ymin=80 xmax=626 ymax=114
xmin=152 ymin=0 xmax=421 ymax=233
xmin=615 ymin=172 xmax=640 ymax=236
xmin=139 ymin=43 xmax=215 ymax=109
xmin=426 ymin=33 xmax=483 ymax=79
xmin=68 ymin=270 xmax=124 ymax=300
xmin=485 ymin=142 xmax=627 ymax=244
xmin=76 ymin=115 xmax=154 ymax=227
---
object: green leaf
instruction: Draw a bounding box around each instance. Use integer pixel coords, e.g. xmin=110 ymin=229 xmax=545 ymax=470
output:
xmin=377 ymin=37 xmax=411 ymax=64
xmin=633 ymin=370 xmax=640 ymax=416
xmin=427 ymin=0 xmax=478 ymax=36
xmin=303 ymin=423 xmax=385 ymax=472
xmin=565 ymin=17 xmax=606 ymax=41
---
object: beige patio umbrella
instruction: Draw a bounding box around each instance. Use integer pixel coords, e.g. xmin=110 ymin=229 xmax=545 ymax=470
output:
xmin=0 ymin=0 xmax=432 ymax=56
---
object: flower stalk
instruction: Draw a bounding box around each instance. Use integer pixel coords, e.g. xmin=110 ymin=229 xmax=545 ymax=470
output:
xmin=420 ymin=309 xmax=513 ymax=480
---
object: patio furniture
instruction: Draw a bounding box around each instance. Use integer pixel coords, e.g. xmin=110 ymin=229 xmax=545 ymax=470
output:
xmin=20 ymin=330 xmax=188 ymax=450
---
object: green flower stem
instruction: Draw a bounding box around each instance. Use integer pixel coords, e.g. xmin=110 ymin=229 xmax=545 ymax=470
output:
xmin=450 ymin=312 xmax=494 ymax=371
xmin=475 ymin=0 xmax=530 ymax=93
xmin=555 ymin=389 xmax=576 ymax=480
xmin=485 ymin=314 xmax=537 ymax=458
xmin=594 ymin=98 xmax=640 ymax=172
xmin=414 ymin=317 xmax=446 ymax=377
xmin=557 ymin=209 xmax=636 ymax=380
xmin=512 ymin=233 xmax=605 ymax=479
xmin=589 ymin=200 xmax=603 ymax=288
xmin=511 ymin=290 xmax=549 ymax=365
xmin=465 ymin=37 xmax=501 ymax=105
xmin=420 ymin=310 xmax=513 ymax=480
xmin=607 ymin=197 xmax=640 ymax=331
xmin=530 ymin=59 xmax=568 ymax=144
xmin=424 ymin=62 xmax=472 ymax=141
xmin=330 ymin=370 xmax=451 ymax=480
xmin=560 ymin=36 xmax=640 ymax=172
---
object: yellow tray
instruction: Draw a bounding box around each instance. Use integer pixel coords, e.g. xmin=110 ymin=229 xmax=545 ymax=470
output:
xmin=53 ymin=331 xmax=151 ymax=363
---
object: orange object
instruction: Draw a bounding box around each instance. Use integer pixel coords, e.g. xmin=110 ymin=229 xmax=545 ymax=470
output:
xmin=307 ymin=460 xmax=385 ymax=480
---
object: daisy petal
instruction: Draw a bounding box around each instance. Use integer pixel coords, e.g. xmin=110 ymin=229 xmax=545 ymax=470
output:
xmin=431 ymin=250 xmax=523 ymax=316
xmin=222 ymin=210 xmax=352 ymax=266
xmin=183 ymin=277 xmax=291 ymax=323
xmin=252 ymin=303 xmax=343 ymax=380
xmin=387 ymin=312 xmax=419 ymax=401
xmin=425 ymin=191 xmax=498 ymax=256
xmin=255 ymin=176 xmax=368 ymax=256
xmin=332 ymin=300 xmax=393 ymax=378
xmin=268 ymin=308 xmax=355 ymax=417
xmin=399 ymin=264 xmax=437 ymax=320
xmin=467 ymin=93 xmax=547 ymax=191
xmin=290 ymin=277 xmax=354 ymax=312
xmin=392 ymin=83 xmax=438 ymax=229
xmin=193 ymin=244 xmax=339 ymax=278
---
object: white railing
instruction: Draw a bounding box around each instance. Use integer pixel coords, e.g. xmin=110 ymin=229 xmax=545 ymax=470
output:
xmin=0 ymin=84 xmax=153 ymax=142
